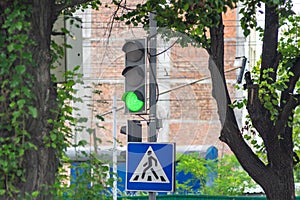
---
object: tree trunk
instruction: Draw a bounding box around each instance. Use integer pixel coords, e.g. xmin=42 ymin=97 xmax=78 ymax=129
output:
xmin=208 ymin=8 xmax=296 ymax=200
xmin=18 ymin=1 xmax=60 ymax=199
xmin=0 ymin=0 xmax=94 ymax=198
xmin=0 ymin=0 xmax=96 ymax=198
xmin=264 ymin=164 xmax=295 ymax=200
xmin=0 ymin=1 xmax=59 ymax=199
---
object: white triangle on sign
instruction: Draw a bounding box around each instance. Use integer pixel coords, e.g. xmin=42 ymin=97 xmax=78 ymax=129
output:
xmin=129 ymin=146 xmax=170 ymax=183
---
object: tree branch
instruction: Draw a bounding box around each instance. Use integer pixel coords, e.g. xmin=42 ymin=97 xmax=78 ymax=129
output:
xmin=207 ymin=12 xmax=271 ymax=190
xmin=281 ymin=57 xmax=300 ymax=104
xmin=260 ymin=4 xmax=279 ymax=83
xmin=209 ymin=13 xmax=224 ymax=75
xmin=105 ymin=0 xmax=123 ymax=41
xmin=289 ymin=57 xmax=300 ymax=90
xmin=244 ymin=72 xmax=272 ymax=139
xmin=277 ymin=94 xmax=300 ymax=131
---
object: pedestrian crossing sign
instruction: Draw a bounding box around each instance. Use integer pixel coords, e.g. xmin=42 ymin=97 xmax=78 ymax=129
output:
xmin=129 ymin=146 xmax=170 ymax=183
xmin=126 ymin=142 xmax=175 ymax=192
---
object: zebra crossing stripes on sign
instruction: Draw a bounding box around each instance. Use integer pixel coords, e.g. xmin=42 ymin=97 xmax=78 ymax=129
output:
xmin=126 ymin=142 xmax=175 ymax=192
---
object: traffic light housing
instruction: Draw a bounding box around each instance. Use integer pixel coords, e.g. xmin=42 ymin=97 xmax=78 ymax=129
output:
xmin=120 ymin=120 xmax=142 ymax=142
xmin=122 ymin=39 xmax=147 ymax=114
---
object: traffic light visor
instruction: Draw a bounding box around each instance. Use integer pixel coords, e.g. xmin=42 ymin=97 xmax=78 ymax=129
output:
xmin=122 ymin=40 xmax=144 ymax=62
xmin=122 ymin=66 xmax=145 ymax=87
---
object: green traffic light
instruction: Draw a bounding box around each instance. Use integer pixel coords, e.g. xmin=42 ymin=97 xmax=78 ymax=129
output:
xmin=122 ymin=91 xmax=144 ymax=112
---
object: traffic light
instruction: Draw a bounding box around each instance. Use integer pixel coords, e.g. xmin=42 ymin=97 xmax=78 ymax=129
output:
xmin=120 ymin=120 xmax=142 ymax=142
xmin=122 ymin=38 xmax=147 ymax=114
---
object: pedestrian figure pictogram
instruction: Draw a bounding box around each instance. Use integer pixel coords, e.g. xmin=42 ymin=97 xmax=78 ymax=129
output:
xmin=141 ymin=150 xmax=157 ymax=180
xmin=129 ymin=146 xmax=170 ymax=183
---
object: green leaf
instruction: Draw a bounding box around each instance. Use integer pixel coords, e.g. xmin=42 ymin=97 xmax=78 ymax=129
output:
xmin=0 ymin=189 xmax=5 ymax=195
xmin=28 ymin=106 xmax=38 ymax=118
xmin=86 ymin=128 xmax=95 ymax=134
xmin=16 ymin=21 xmax=23 ymax=30
xmin=16 ymin=169 xmax=23 ymax=177
xmin=272 ymin=99 xmax=278 ymax=105
xmin=95 ymin=114 xmax=104 ymax=121
xmin=15 ymin=65 xmax=26 ymax=74
xmin=264 ymin=101 xmax=273 ymax=110
xmin=251 ymin=139 xmax=257 ymax=145
xmin=244 ymin=134 xmax=251 ymax=140
xmin=183 ymin=3 xmax=189 ymax=11
xmin=77 ymin=117 xmax=88 ymax=123
xmin=27 ymin=142 xmax=38 ymax=150
xmin=50 ymin=133 xmax=57 ymax=141
xmin=77 ymin=140 xmax=88 ymax=147
xmin=32 ymin=191 xmax=39 ymax=197
xmin=7 ymin=43 xmax=15 ymax=52
xmin=17 ymin=99 xmax=26 ymax=109
xmin=21 ymin=87 xmax=32 ymax=98
xmin=9 ymin=101 xmax=16 ymax=108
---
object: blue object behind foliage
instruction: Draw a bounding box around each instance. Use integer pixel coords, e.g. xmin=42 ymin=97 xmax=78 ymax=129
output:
xmin=70 ymin=162 xmax=91 ymax=188
xmin=70 ymin=145 xmax=218 ymax=196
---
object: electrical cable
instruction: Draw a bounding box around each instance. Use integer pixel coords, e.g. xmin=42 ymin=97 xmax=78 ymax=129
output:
xmin=97 ymin=65 xmax=242 ymax=117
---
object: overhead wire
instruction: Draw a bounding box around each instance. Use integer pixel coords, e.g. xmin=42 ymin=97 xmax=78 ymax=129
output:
xmin=97 ymin=66 xmax=242 ymax=117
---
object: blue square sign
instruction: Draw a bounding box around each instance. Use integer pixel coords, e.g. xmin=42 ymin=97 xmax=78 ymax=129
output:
xmin=126 ymin=142 xmax=175 ymax=192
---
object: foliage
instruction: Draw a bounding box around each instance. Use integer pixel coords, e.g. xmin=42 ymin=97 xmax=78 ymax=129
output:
xmin=114 ymin=0 xmax=238 ymax=48
xmin=113 ymin=0 xmax=300 ymax=198
xmin=49 ymin=17 xmax=115 ymax=199
xmin=49 ymin=69 xmax=115 ymax=198
xmin=2 ymin=0 xmax=299 ymax=198
xmin=241 ymin=13 xmax=300 ymax=152
xmin=239 ymin=2 xmax=299 ymax=126
xmin=176 ymin=154 xmax=256 ymax=196
xmin=115 ymin=0 xmax=300 ymax=198
xmin=231 ymin=6 xmax=298 ymax=125
xmin=62 ymin=0 xmax=102 ymax=16
xmin=239 ymin=0 xmax=294 ymax=36
xmin=238 ymin=13 xmax=300 ymax=186
xmin=54 ymin=153 xmax=114 ymax=200
xmin=0 ymin=1 xmax=38 ymax=197
xmin=0 ymin=0 xmax=111 ymax=198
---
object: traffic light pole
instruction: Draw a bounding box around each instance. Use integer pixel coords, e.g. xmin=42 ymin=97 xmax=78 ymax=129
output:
xmin=148 ymin=12 xmax=157 ymax=143
xmin=148 ymin=11 xmax=157 ymax=200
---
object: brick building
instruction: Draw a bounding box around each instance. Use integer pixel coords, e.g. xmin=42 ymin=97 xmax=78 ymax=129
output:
xmin=71 ymin=2 xmax=246 ymax=157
